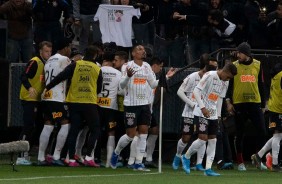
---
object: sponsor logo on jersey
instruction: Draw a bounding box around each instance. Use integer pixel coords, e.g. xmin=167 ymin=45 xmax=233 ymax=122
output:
xmin=208 ymin=93 xmax=218 ymax=102
xmin=269 ymin=122 xmax=276 ymax=128
xmin=52 ymin=112 xmax=62 ymax=119
xmin=40 ymin=74 xmax=45 ymax=82
xmin=97 ymin=97 xmax=111 ymax=107
xmin=109 ymin=121 xmax=117 ymax=129
xmin=243 ymin=93 xmax=256 ymax=100
xmin=79 ymin=75 xmax=90 ymax=82
xmin=78 ymin=87 xmax=91 ymax=92
xmin=43 ymin=90 xmax=53 ymax=99
xmin=133 ymin=78 xmax=146 ymax=85
xmin=240 ymin=75 xmax=256 ymax=82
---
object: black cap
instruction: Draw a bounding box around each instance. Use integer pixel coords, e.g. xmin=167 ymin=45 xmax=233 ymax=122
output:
xmin=237 ymin=42 xmax=251 ymax=57
xmin=70 ymin=48 xmax=82 ymax=58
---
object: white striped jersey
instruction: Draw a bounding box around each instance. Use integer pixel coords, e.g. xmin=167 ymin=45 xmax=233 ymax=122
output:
xmin=181 ymin=71 xmax=201 ymax=118
xmin=147 ymin=72 xmax=157 ymax=113
xmin=193 ymin=71 xmax=229 ymax=120
xmin=97 ymin=66 xmax=121 ymax=110
xmin=121 ymin=60 xmax=158 ymax=106
xmin=42 ymin=53 xmax=71 ymax=102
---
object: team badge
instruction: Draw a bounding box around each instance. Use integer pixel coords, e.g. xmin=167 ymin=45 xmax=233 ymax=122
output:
xmin=199 ymin=123 xmax=206 ymax=132
xmin=183 ymin=125 xmax=190 ymax=133
xmin=127 ymin=118 xmax=134 ymax=126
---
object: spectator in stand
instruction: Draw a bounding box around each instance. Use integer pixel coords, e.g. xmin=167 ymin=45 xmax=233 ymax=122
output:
xmin=208 ymin=0 xmax=246 ymax=51
xmin=169 ymin=0 xmax=210 ymax=66
xmin=73 ymin=0 xmax=102 ymax=54
xmin=0 ymin=0 xmax=33 ymax=63
xmin=265 ymin=0 xmax=282 ymax=49
xmin=33 ymin=0 xmax=71 ymax=55
xmin=207 ymin=9 xmax=237 ymax=49
xmin=132 ymin=0 xmax=155 ymax=46
xmin=243 ymin=0 xmax=277 ymax=49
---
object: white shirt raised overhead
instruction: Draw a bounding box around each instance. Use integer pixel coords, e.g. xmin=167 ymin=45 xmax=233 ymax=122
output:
xmin=94 ymin=5 xmax=141 ymax=47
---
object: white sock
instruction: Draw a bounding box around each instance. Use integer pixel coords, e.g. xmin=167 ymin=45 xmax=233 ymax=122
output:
xmin=91 ymin=140 xmax=97 ymax=158
xmin=128 ymin=136 xmax=138 ymax=165
xmin=75 ymin=126 xmax=89 ymax=157
xmin=185 ymin=138 xmax=206 ymax=159
xmin=135 ymin=134 xmax=148 ymax=164
xmin=53 ymin=124 xmax=69 ymax=160
xmin=146 ymin=134 xmax=158 ymax=162
xmin=272 ymin=133 xmax=282 ymax=165
xmin=176 ymin=138 xmax=187 ymax=157
xmin=196 ymin=143 xmax=206 ymax=165
xmin=38 ymin=125 xmax=54 ymax=161
xmin=85 ymin=155 xmax=93 ymax=161
xmin=205 ymin=138 xmax=217 ymax=170
xmin=258 ymin=137 xmax=273 ymax=158
xmin=106 ymin=136 xmax=115 ymax=166
xmin=115 ymin=134 xmax=133 ymax=155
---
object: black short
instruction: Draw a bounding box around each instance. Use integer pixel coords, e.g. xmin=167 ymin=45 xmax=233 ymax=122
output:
xmin=195 ymin=116 xmax=218 ymax=136
xmin=269 ymin=112 xmax=282 ymax=132
xmin=150 ymin=113 xmax=158 ymax=128
xmin=182 ymin=117 xmax=195 ymax=135
xmin=42 ymin=101 xmax=68 ymax=125
xmin=98 ymin=106 xmax=117 ymax=132
xmin=124 ymin=105 xmax=151 ymax=128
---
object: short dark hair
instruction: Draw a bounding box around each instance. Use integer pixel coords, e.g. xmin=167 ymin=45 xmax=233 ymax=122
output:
xmin=115 ymin=51 xmax=128 ymax=61
xmin=39 ymin=41 xmax=52 ymax=50
xmin=208 ymin=9 xmax=224 ymax=22
xmin=149 ymin=57 xmax=163 ymax=66
xmin=199 ymin=53 xmax=217 ymax=69
xmin=103 ymin=51 xmax=115 ymax=61
xmin=83 ymin=45 xmax=100 ymax=61
xmin=199 ymin=53 xmax=210 ymax=69
xmin=223 ymin=62 xmax=237 ymax=76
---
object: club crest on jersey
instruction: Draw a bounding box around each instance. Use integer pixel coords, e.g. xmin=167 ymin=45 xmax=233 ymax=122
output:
xmin=127 ymin=118 xmax=134 ymax=126
xmin=183 ymin=125 xmax=190 ymax=133
xmin=199 ymin=123 xmax=206 ymax=132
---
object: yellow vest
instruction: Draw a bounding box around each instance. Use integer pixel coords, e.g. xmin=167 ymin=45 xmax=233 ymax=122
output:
xmin=66 ymin=60 xmax=100 ymax=104
xmin=232 ymin=59 xmax=261 ymax=104
xmin=117 ymin=95 xmax=124 ymax=112
xmin=268 ymin=71 xmax=282 ymax=113
xmin=20 ymin=57 xmax=45 ymax=101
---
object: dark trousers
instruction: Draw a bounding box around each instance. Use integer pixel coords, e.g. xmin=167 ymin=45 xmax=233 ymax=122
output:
xmin=67 ymin=103 xmax=100 ymax=159
xmin=234 ymin=103 xmax=266 ymax=155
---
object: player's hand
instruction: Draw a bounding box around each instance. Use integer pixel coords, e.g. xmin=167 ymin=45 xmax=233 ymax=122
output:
xmin=226 ymin=101 xmax=235 ymax=116
xmin=126 ymin=67 xmax=136 ymax=77
xmin=166 ymin=67 xmax=176 ymax=79
xmin=201 ymin=107 xmax=210 ymax=118
xmin=28 ymin=87 xmax=37 ymax=98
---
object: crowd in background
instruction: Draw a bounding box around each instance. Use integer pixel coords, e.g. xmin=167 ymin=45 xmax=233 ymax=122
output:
xmin=0 ymin=0 xmax=282 ymax=67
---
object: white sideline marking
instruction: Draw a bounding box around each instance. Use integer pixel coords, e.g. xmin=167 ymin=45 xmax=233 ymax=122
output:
xmin=0 ymin=172 xmax=160 ymax=181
